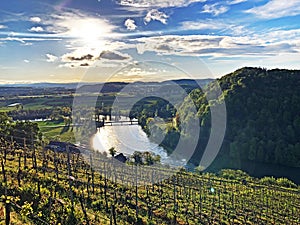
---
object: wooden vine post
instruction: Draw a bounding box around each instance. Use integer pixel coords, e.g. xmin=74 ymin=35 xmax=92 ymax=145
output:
xmin=66 ymin=144 xmax=74 ymax=211
xmin=135 ymin=165 xmax=139 ymax=222
xmin=1 ymin=158 xmax=10 ymax=225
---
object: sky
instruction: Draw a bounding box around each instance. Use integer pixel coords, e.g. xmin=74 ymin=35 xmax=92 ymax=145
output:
xmin=1 ymin=0 xmax=300 ymax=83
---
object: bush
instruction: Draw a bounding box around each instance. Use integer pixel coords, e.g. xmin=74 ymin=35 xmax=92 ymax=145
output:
xmin=276 ymin=177 xmax=297 ymax=188
xmin=260 ymin=176 xmax=277 ymax=185
xmin=260 ymin=176 xmax=297 ymax=188
xmin=219 ymin=169 xmax=250 ymax=181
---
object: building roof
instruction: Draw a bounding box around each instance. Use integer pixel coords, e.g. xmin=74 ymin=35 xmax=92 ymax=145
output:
xmin=45 ymin=141 xmax=80 ymax=153
xmin=114 ymin=153 xmax=127 ymax=163
xmin=8 ymin=103 xmax=23 ymax=107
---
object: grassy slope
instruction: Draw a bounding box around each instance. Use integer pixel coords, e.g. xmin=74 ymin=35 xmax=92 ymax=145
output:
xmin=37 ymin=121 xmax=75 ymax=143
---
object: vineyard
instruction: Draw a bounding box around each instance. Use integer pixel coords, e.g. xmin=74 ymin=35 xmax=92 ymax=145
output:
xmin=0 ymin=137 xmax=299 ymax=225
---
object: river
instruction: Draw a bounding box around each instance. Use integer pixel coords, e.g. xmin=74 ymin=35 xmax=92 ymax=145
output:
xmin=92 ymin=121 xmax=186 ymax=166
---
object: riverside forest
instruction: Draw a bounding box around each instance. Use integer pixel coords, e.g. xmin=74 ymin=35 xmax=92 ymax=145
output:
xmin=0 ymin=67 xmax=300 ymax=224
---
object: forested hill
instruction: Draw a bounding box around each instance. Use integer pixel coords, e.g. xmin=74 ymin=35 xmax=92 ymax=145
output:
xmin=185 ymin=67 xmax=300 ymax=181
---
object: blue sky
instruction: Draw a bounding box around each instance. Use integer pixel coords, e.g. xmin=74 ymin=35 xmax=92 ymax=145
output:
xmin=1 ymin=0 xmax=300 ymax=83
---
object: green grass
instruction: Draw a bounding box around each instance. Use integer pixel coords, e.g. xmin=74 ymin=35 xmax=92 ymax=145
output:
xmin=0 ymin=95 xmax=73 ymax=111
xmin=36 ymin=121 xmax=64 ymax=127
xmin=22 ymin=104 xmax=52 ymax=110
xmin=42 ymin=127 xmax=75 ymax=143
xmin=37 ymin=121 xmax=75 ymax=143
xmin=0 ymin=107 xmax=11 ymax=113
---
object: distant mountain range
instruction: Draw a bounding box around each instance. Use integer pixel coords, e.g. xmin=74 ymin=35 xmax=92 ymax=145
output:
xmin=76 ymin=79 xmax=214 ymax=94
xmin=0 ymin=78 xmax=214 ymax=90
xmin=0 ymin=82 xmax=81 ymax=89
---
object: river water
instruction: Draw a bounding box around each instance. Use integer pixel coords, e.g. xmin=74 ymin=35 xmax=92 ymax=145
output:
xmin=92 ymin=124 xmax=166 ymax=157
xmin=92 ymin=122 xmax=186 ymax=166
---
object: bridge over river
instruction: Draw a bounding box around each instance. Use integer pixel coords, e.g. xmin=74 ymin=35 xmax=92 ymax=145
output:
xmin=95 ymin=114 xmax=139 ymax=128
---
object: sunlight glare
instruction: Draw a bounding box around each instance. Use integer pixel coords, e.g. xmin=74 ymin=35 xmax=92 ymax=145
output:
xmin=68 ymin=18 xmax=113 ymax=46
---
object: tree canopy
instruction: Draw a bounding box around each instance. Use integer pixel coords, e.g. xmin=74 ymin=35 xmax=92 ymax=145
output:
xmin=179 ymin=67 xmax=300 ymax=176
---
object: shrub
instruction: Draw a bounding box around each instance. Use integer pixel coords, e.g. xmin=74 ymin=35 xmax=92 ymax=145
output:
xmin=276 ymin=177 xmax=297 ymax=188
xmin=260 ymin=176 xmax=277 ymax=185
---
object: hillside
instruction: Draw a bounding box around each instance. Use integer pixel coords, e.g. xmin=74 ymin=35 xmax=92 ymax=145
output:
xmin=181 ymin=67 xmax=300 ymax=182
xmin=0 ymin=141 xmax=299 ymax=224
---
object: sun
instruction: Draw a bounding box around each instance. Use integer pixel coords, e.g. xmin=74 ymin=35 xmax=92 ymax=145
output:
xmin=76 ymin=21 xmax=102 ymax=43
xmin=68 ymin=18 xmax=113 ymax=46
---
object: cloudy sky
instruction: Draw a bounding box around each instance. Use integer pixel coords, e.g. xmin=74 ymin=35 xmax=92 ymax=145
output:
xmin=1 ymin=0 xmax=300 ymax=83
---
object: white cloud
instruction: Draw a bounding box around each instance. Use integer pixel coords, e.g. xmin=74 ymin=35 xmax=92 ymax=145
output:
xmin=118 ymin=0 xmax=206 ymax=8
xmin=43 ymin=11 xmax=119 ymax=64
xmin=124 ymin=18 xmax=137 ymax=30
xmin=62 ymin=50 xmax=130 ymax=62
xmin=44 ymin=10 xmax=133 ymax=68
xmin=61 ymin=49 xmax=98 ymax=63
xmin=60 ymin=47 xmax=131 ymax=68
xmin=29 ymin=26 xmax=44 ymax=32
xmin=202 ymin=3 xmax=229 ymax=16
xmin=227 ymin=0 xmax=247 ymax=5
xmin=0 ymin=36 xmax=61 ymax=45
xmin=144 ymin=9 xmax=168 ymax=24
xmin=24 ymin=60 xmax=30 ymax=63
xmin=3 ymin=11 xmax=131 ymax=69
xmin=99 ymin=50 xmax=131 ymax=60
xmin=246 ymin=0 xmax=300 ymax=19
xmin=30 ymin=17 xmax=42 ymax=23
xmin=136 ymin=35 xmax=223 ymax=55
xmin=47 ymin=12 xmax=115 ymax=43
xmin=181 ymin=20 xmax=226 ymax=30
xmin=0 ymin=25 xmax=7 ymax=29
xmin=180 ymin=20 xmax=248 ymax=35
xmin=46 ymin=54 xmax=58 ymax=62
xmin=113 ymin=67 xmax=158 ymax=82
xmin=58 ymin=62 xmax=79 ymax=68
xmin=265 ymin=29 xmax=300 ymax=42
xmin=133 ymin=32 xmax=300 ymax=58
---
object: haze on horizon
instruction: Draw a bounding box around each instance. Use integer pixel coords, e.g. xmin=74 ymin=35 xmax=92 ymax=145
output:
xmin=1 ymin=0 xmax=300 ymax=83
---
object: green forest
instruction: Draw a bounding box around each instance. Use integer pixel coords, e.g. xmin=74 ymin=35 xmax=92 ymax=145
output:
xmin=140 ymin=67 xmax=300 ymax=181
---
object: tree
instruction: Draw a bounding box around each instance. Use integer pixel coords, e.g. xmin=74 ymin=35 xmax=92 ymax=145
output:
xmin=143 ymin=152 xmax=153 ymax=165
xmin=143 ymin=151 xmax=161 ymax=165
xmin=12 ymin=121 xmax=41 ymax=147
xmin=132 ymin=151 xmax=143 ymax=165
xmin=108 ymin=147 xmax=117 ymax=158
xmin=0 ymin=113 xmax=12 ymax=139
xmin=174 ymin=112 xmax=180 ymax=129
